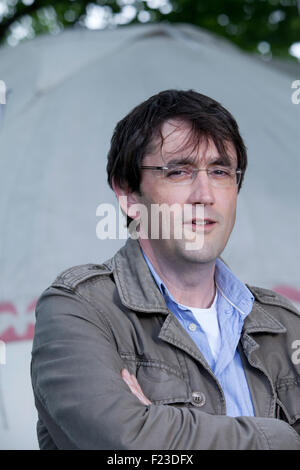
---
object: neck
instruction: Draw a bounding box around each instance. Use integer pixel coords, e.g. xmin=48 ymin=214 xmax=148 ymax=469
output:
xmin=139 ymin=240 xmax=217 ymax=309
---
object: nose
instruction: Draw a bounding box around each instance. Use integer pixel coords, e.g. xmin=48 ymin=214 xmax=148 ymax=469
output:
xmin=187 ymin=170 xmax=215 ymax=205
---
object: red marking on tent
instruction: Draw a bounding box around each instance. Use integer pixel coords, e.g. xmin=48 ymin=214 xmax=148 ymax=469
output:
xmin=1 ymin=286 xmax=299 ymax=343
xmin=26 ymin=299 xmax=37 ymax=313
xmin=0 ymin=299 xmax=36 ymax=343
xmin=0 ymin=302 xmax=17 ymax=315
xmin=273 ymin=285 xmax=300 ymax=303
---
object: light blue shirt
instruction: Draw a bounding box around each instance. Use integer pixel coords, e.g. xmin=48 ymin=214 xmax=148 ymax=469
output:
xmin=142 ymin=252 xmax=255 ymax=417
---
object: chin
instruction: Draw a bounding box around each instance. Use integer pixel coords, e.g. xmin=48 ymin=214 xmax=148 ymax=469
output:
xmin=189 ymin=252 xmax=218 ymax=264
xmin=173 ymin=243 xmax=217 ymax=264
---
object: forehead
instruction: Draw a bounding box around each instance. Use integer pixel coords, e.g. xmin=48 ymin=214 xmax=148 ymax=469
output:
xmin=144 ymin=118 xmax=237 ymax=166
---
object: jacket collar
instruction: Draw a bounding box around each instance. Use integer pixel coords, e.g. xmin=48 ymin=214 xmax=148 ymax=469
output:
xmin=108 ymin=237 xmax=170 ymax=314
xmin=107 ymin=237 xmax=287 ymax=335
xmin=243 ymin=289 xmax=287 ymax=335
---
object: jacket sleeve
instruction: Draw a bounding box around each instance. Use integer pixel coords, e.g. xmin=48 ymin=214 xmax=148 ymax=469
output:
xmin=31 ymin=286 xmax=300 ymax=450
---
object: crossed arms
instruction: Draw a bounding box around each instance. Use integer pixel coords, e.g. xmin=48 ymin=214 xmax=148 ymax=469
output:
xmin=31 ymin=286 xmax=300 ymax=450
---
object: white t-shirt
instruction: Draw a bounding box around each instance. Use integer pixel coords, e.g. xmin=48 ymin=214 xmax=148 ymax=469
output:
xmin=183 ymin=290 xmax=220 ymax=360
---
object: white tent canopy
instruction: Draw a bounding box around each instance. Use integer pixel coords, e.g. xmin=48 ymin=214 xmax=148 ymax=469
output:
xmin=0 ymin=23 xmax=299 ymax=449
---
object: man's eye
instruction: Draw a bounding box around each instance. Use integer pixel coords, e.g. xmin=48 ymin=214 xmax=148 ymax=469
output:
xmin=210 ymin=168 xmax=231 ymax=177
xmin=166 ymin=168 xmax=190 ymax=178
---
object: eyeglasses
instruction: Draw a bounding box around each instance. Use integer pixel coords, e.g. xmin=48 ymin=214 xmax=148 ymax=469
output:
xmin=140 ymin=164 xmax=243 ymax=188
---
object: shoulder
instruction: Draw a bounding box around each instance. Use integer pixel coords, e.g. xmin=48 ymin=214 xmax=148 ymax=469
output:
xmin=35 ymin=262 xmax=115 ymax=330
xmin=51 ymin=262 xmax=113 ymax=291
xmin=247 ymin=284 xmax=300 ymax=317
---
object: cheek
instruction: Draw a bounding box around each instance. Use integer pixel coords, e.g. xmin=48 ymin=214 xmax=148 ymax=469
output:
xmin=225 ymin=200 xmax=237 ymax=230
xmin=217 ymin=193 xmax=237 ymax=227
xmin=141 ymin=184 xmax=186 ymax=206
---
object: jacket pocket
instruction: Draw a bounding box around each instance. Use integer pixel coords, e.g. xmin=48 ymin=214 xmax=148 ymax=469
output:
xmin=136 ymin=362 xmax=191 ymax=405
xmin=118 ymin=353 xmax=190 ymax=405
xmin=276 ymin=377 xmax=300 ymax=426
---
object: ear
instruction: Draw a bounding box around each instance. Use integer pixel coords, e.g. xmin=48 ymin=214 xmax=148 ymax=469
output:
xmin=112 ymin=178 xmax=141 ymax=218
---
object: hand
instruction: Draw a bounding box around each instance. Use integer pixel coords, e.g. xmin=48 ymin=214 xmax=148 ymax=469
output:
xmin=121 ymin=368 xmax=152 ymax=406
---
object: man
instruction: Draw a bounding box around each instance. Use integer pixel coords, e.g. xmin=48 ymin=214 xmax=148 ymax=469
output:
xmin=31 ymin=89 xmax=300 ymax=450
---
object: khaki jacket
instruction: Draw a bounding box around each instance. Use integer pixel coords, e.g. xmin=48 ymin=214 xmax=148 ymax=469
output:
xmin=31 ymin=238 xmax=300 ymax=449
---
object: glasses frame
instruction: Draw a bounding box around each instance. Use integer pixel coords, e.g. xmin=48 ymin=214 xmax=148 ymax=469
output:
xmin=140 ymin=165 xmax=243 ymax=187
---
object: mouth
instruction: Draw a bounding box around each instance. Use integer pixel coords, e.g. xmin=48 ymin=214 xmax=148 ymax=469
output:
xmin=185 ymin=219 xmax=217 ymax=232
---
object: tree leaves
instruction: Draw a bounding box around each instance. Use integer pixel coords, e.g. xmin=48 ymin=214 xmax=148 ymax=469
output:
xmin=0 ymin=0 xmax=299 ymax=59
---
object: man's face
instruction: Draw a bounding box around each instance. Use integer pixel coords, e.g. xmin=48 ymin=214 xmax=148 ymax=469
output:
xmin=132 ymin=118 xmax=239 ymax=265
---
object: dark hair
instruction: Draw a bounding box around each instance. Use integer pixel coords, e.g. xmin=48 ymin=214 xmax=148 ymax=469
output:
xmin=107 ymin=89 xmax=247 ymax=226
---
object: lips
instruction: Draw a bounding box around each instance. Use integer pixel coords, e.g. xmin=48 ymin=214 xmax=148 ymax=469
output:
xmin=183 ymin=218 xmax=217 ymax=232
xmin=191 ymin=219 xmax=216 ymax=226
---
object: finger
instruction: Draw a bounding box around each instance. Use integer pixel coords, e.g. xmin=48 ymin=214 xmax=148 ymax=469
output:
xmin=130 ymin=373 xmax=147 ymax=396
xmin=121 ymin=369 xmax=135 ymax=392
xmin=121 ymin=368 xmax=131 ymax=383
xmin=133 ymin=390 xmax=151 ymax=405
xmin=123 ymin=375 xmax=149 ymax=404
xmin=121 ymin=368 xmax=139 ymax=392
xmin=129 ymin=373 xmax=152 ymax=405
xmin=121 ymin=369 xmax=152 ymax=405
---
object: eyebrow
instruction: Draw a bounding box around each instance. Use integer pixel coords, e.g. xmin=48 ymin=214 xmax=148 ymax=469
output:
xmin=166 ymin=154 xmax=235 ymax=167
xmin=208 ymin=155 xmax=234 ymax=167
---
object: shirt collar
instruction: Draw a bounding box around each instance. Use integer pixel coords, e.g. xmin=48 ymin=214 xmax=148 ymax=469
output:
xmin=141 ymin=251 xmax=173 ymax=300
xmin=142 ymin=251 xmax=254 ymax=317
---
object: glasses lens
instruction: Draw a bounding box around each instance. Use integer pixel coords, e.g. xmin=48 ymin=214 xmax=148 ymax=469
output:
xmin=163 ymin=165 xmax=193 ymax=184
xmin=208 ymin=167 xmax=237 ymax=188
xmin=162 ymin=165 xmax=241 ymax=188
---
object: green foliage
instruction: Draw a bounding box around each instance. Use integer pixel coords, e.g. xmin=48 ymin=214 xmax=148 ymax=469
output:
xmin=0 ymin=0 xmax=299 ymax=59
